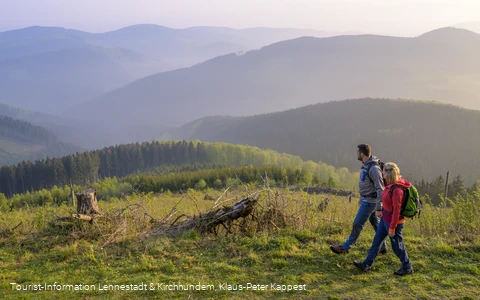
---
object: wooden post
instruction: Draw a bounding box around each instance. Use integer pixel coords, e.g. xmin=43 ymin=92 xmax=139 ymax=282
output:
xmin=444 ymin=171 xmax=450 ymax=206
xmin=70 ymin=180 xmax=75 ymax=207
xmin=71 ymin=188 xmax=75 ymax=207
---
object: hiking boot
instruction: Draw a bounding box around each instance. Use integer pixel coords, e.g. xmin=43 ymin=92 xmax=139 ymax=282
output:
xmin=353 ymin=261 xmax=371 ymax=272
xmin=379 ymin=248 xmax=387 ymax=255
xmin=330 ymin=245 xmax=348 ymax=254
xmin=394 ymin=267 xmax=413 ymax=276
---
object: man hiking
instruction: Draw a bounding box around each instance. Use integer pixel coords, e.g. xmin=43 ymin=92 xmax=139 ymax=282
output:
xmin=330 ymin=144 xmax=387 ymax=254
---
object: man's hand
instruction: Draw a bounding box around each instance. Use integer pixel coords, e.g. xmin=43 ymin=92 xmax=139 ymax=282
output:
xmin=375 ymin=211 xmax=382 ymax=218
xmin=388 ymin=230 xmax=395 ymax=237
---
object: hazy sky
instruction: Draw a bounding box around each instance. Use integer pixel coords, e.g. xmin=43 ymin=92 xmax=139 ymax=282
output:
xmin=0 ymin=0 xmax=479 ymax=36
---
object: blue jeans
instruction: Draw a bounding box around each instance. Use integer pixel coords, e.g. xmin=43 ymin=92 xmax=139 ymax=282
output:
xmin=365 ymin=218 xmax=411 ymax=270
xmin=342 ymin=201 xmax=386 ymax=251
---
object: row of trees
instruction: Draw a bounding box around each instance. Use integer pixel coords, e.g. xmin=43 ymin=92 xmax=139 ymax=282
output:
xmin=0 ymin=177 xmax=134 ymax=211
xmin=0 ymin=141 xmax=358 ymax=197
xmin=414 ymin=175 xmax=477 ymax=206
xmin=1 ymin=164 xmax=476 ymax=212
xmin=0 ymin=165 xmax=340 ymax=211
xmin=123 ymin=165 xmax=323 ymax=194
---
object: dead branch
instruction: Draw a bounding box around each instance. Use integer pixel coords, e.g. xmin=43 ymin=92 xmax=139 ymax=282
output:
xmin=0 ymin=221 xmax=23 ymax=236
xmin=72 ymin=213 xmax=92 ymax=221
xmin=235 ymin=173 xmax=250 ymax=195
xmin=101 ymin=219 xmax=128 ymax=248
xmin=212 ymin=187 xmax=231 ymax=209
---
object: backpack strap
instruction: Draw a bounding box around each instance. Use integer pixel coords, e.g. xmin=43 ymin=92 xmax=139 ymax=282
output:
xmin=382 ymin=185 xmax=397 ymax=215
xmin=361 ymin=163 xmax=377 ymax=198
xmin=388 ymin=185 xmax=397 ymax=200
xmin=365 ymin=161 xmax=378 ymax=184
xmin=388 ymin=185 xmax=409 ymax=215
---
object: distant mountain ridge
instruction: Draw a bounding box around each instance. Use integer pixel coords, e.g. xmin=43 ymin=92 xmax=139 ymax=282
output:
xmin=0 ymin=24 xmax=348 ymax=114
xmin=162 ymin=98 xmax=480 ymax=184
xmin=454 ymin=22 xmax=480 ymax=34
xmin=70 ymin=27 xmax=480 ymax=145
xmin=0 ymin=25 xmax=347 ymax=66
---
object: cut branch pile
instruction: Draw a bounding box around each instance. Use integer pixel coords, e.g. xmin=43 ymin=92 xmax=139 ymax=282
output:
xmin=46 ymin=184 xmax=326 ymax=244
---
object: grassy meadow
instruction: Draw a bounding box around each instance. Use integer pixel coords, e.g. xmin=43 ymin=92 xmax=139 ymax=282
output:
xmin=1 ymin=188 xmax=479 ymax=299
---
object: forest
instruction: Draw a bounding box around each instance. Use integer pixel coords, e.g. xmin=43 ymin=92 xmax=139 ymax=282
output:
xmin=0 ymin=141 xmax=357 ymax=198
xmin=0 ymin=140 xmax=475 ymax=212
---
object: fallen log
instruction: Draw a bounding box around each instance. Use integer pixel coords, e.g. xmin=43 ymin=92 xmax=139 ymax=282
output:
xmin=151 ymin=196 xmax=258 ymax=237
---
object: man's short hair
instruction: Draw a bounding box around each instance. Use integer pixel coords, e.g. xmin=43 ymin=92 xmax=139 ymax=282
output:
xmin=357 ymin=144 xmax=372 ymax=157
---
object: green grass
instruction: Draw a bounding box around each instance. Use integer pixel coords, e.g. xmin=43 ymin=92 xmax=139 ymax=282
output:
xmin=1 ymin=189 xmax=479 ymax=299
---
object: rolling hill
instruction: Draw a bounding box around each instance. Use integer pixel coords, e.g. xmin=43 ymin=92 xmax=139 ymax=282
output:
xmin=72 ymin=27 xmax=480 ymax=145
xmin=162 ymin=98 xmax=480 ymax=184
xmin=0 ymin=115 xmax=82 ymax=166
xmin=0 ymin=48 xmax=134 ymax=114
xmin=0 ymin=102 xmax=112 ymax=149
xmin=0 ymin=26 xmax=90 ymax=61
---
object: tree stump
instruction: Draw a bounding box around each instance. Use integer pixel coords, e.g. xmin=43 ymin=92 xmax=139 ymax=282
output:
xmin=76 ymin=188 xmax=101 ymax=215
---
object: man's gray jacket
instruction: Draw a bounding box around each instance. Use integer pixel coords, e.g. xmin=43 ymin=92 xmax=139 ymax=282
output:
xmin=358 ymin=155 xmax=385 ymax=210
